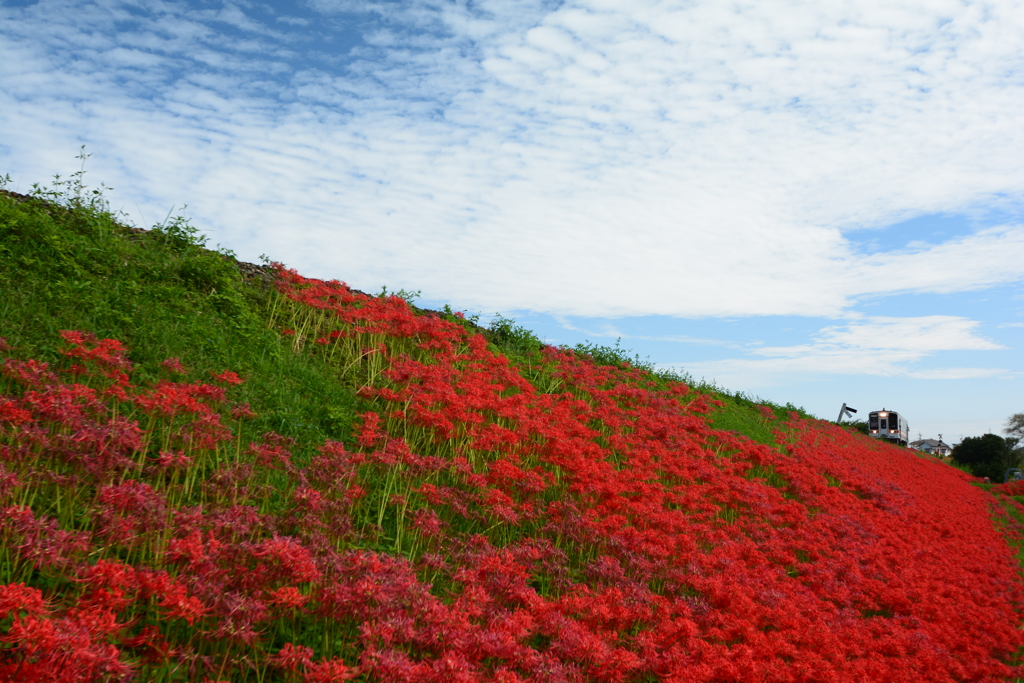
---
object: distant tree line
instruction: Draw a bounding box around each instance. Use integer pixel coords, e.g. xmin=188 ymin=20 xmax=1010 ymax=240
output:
xmin=951 ymin=413 xmax=1024 ymax=482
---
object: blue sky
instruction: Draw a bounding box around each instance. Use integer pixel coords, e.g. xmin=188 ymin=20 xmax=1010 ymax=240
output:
xmin=2 ymin=0 xmax=1023 ymax=442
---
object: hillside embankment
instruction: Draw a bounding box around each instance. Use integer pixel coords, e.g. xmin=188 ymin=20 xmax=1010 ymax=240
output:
xmin=2 ymin=183 xmax=1023 ymax=682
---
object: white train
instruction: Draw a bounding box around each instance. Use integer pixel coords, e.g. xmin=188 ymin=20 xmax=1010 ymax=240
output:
xmin=868 ymin=409 xmax=909 ymax=446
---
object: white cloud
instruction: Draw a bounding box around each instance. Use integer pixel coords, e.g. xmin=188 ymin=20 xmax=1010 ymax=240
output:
xmin=906 ymin=367 xmax=1007 ymax=380
xmin=674 ymin=315 xmax=1006 ymax=386
xmin=1 ymin=0 xmax=1023 ymax=319
xmin=760 ymin=315 xmax=1004 ymax=355
xmin=550 ymin=315 xmax=734 ymax=346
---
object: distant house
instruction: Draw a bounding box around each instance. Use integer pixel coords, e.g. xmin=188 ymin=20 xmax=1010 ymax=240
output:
xmin=910 ymin=438 xmax=952 ymax=457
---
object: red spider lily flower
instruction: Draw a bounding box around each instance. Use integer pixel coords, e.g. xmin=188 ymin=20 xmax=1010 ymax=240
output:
xmin=153 ymin=449 xmax=193 ymax=470
xmin=270 ymin=642 xmax=314 ymax=672
xmin=2 ymin=505 xmax=93 ymax=571
xmin=95 ymin=480 xmax=166 ymax=518
xmin=249 ymin=440 xmax=292 ymax=469
xmin=304 ymin=658 xmax=356 ymax=682
xmin=59 ymin=330 xmax=91 ymax=346
xmin=268 ymin=586 xmax=310 ymax=609
xmin=103 ymin=384 xmax=130 ymax=401
xmin=345 ymin=484 xmax=366 ymax=504
xmin=355 ymin=411 xmax=385 ymax=448
xmin=165 ymin=530 xmax=224 ymax=568
xmin=79 ymin=559 xmax=138 ymax=595
xmin=250 ymin=536 xmax=321 ymax=583
xmin=281 ymin=328 xmax=296 ymax=336
xmin=158 ymin=584 xmax=209 ymax=625
xmin=414 ymin=483 xmax=442 ymax=505
xmin=231 ymin=402 xmax=257 ymax=420
xmin=104 ymin=369 xmax=133 ymax=387
xmin=180 ymin=412 xmax=234 ymax=450
xmin=161 ymin=357 xmax=186 ymax=374
xmin=59 ymin=330 xmax=133 ymax=372
xmin=211 ymin=369 xmax=244 ymax=385
xmin=0 ymin=337 xmax=10 ymax=352
xmin=410 ymin=508 xmax=444 ymax=538
xmin=0 ymin=398 xmax=33 ymax=425
xmin=291 ymin=485 xmax=325 ymax=508
xmin=0 ymin=583 xmax=47 ymax=618
xmin=2 ymin=358 xmax=57 ymax=388
xmin=133 ymin=380 xmax=222 ymax=417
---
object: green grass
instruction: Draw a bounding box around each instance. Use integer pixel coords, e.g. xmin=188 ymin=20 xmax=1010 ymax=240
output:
xmin=0 ymin=177 xmax=361 ymax=462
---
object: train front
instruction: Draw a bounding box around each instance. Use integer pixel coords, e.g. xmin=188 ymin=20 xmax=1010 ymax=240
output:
xmin=868 ymin=410 xmax=909 ymax=446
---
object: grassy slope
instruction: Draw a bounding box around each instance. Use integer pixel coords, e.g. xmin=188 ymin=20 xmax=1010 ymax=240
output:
xmin=0 ymin=183 xmax=790 ymax=460
xmin=2 ymin=181 xmax=1022 ymax=681
xmin=0 ymin=187 xmax=361 ymax=457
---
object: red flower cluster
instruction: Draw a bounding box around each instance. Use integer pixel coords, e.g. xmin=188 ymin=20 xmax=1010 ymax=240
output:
xmin=993 ymin=480 xmax=1024 ymax=497
xmin=0 ymin=581 xmax=131 ymax=682
xmin=268 ymin=267 xmax=1024 ymax=681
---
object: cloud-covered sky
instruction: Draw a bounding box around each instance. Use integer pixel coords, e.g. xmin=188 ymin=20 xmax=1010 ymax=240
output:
xmin=2 ymin=0 xmax=1023 ymax=441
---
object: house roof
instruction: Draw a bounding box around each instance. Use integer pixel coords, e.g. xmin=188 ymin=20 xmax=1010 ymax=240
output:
xmin=910 ymin=439 xmax=951 ymax=449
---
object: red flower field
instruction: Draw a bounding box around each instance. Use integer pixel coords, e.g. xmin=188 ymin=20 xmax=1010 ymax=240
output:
xmin=0 ymin=265 xmax=1021 ymax=682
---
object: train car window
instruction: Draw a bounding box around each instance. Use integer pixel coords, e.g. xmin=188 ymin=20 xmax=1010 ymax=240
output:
xmin=880 ymin=418 xmax=887 ymax=430
xmin=869 ymin=415 xmax=878 ymax=430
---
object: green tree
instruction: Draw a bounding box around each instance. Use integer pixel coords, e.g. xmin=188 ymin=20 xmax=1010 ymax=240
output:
xmin=952 ymin=434 xmax=1019 ymax=481
xmin=1006 ymin=412 xmax=1024 ymax=441
xmin=1001 ymin=414 xmax=1024 ymax=480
